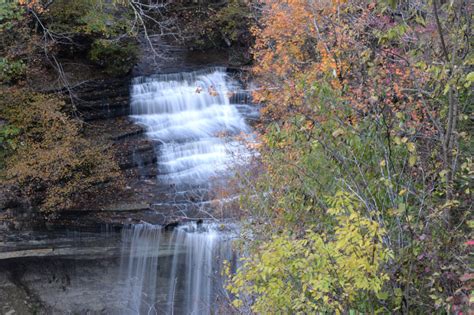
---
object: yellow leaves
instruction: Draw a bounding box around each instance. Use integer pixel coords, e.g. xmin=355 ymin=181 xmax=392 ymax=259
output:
xmin=394 ymin=136 xmax=408 ymax=145
xmin=407 ymin=142 xmax=416 ymax=152
xmin=1 ymin=88 xmax=121 ymax=212
xmin=404 ymin=142 xmax=417 ymax=166
xmin=231 ymin=299 xmax=243 ymax=308
xmin=392 ymin=137 xmax=417 ymax=166
xmin=228 ymin=191 xmax=391 ymax=313
xmin=332 ymin=128 xmax=345 ymax=137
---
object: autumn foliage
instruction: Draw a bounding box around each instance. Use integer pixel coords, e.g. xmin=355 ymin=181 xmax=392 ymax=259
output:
xmin=229 ymin=0 xmax=472 ymax=313
xmin=0 ymin=89 xmax=122 ymax=214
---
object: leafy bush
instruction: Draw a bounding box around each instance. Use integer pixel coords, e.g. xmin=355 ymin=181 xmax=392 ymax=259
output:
xmin=181 ymin=0 xmax=253 ymax=50
xmin=211 ymin=0 xmax=253 ymax=45
xmin=0 ymin=2 xmax=24 ymax=32
xmin=0 ymin=88 xmax=122 ymax=213
xmin=231 ymin=0 xmax=472 ymax=313
xmin=1 ymin=0 xmax=138 ymax=84
xmin=0 ymin=123 xmax=20 ymax=169
xmin=46 ymin=0 xmax=133 ymax=37
xmin=0 ymin=58 xmax=26 ymax=84
xmin=228 ymin=192 xmax=392 ymax=313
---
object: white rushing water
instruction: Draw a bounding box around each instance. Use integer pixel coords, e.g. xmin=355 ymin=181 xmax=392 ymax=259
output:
xmin=121 ymin=68 xmax=253 ymax=314
xmin=120 ymin=223 xmax=237 ymax=315
xmin=130 ymin=68 xmax=253 ymax=186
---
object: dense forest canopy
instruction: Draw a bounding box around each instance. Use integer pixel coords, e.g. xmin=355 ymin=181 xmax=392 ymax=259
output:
xmin=0 ymin=0 xmax=472 ymax=313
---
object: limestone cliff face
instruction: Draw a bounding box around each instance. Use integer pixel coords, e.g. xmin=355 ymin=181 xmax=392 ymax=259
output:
xmin=0 ymin=229 xmax=126 ymax=314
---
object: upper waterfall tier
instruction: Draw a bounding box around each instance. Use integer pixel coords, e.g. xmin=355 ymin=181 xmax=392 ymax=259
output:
xmin=130 ymin=68 xmax=253 ymax=186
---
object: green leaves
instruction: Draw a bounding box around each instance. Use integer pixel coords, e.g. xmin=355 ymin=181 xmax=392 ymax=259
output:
xmin=228 ymin=192 xmax=391 ymax=313
xmin=0 ymin=58 xmax=26 ymax=84
xmin=0 ymin=123 xmax=20 ymax=168
xmin=0 ymin=124 xmax=20 ymax=144
xmin=376 ymin=24 xmax=409 ymax=44
xmin=46 ymin=0 xmax=133 ymax=38
xmin=464 ymin=72 xmax=474 ymax=88
xmin=0 ymin=2 xmax=24 ymax=32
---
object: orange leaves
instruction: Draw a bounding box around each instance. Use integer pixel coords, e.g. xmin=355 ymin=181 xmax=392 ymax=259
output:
xmin=252 ymin=1 xmax=314 ymax=113
xmin=1 ymin=88 xmax=122 ymax=212
xmin=252 ymin=0 xmax=353 ymax=119
xmin=253 ymin=0 xmax=437 ymax=143
xmin=18 ymin=0 xmax=45 ymax=13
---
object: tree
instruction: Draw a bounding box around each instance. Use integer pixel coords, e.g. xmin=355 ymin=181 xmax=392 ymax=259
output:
xmin=230 ymin=0 xmax=472 ymax=312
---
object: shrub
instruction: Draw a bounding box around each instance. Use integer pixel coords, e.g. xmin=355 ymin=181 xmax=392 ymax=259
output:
xmin=231 ymin=0 xmax=472 ymax=312
xmin=181 ymin=0 xmax=253 ymax=50
xmin=0 ymin=58 xmax=26 ymax=84
xmin=228 ymin=192 xmax=392 ymax=313
xmin=0 ymin=88 xmax=122 ymax=213
xmin=0 ymin=123 xmax=20 ymax=169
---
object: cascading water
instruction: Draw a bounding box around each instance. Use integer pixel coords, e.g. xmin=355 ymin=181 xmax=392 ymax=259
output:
xmin=130 ymin=67 xmax=253 ymax=186
xmin=120 ymin=223 xmax=238 ymax=315
xmin=120 ymin=68 xmax=254 ymax=314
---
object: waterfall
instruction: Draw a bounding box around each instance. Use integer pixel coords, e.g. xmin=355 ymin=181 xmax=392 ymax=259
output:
xmin=130 ymin=67 xmax=253 ymax=186
xmin=121 ymin=68 xmax=252 ymax=314
xmin=120 ymin=224 xmax=162 ymax=313
xmin=120 ymin=223 xmax=237 ymax=315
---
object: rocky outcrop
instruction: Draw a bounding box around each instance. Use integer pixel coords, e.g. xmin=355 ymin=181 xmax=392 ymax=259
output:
xmin=73 ymin=78 xmax=131 ymax=121
xmin=0 ymin=256 xmax=129 ymax=314
xmin=0 ymin=227 xmax=121 ymax=313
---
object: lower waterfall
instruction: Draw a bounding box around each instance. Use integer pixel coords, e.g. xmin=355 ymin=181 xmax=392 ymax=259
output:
xmin=120 ymin=223 xmax=238 ymax=315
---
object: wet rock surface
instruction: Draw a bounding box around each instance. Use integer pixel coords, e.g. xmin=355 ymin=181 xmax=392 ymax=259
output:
xmin=74 ymin=78 xmax=131 ymax=121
